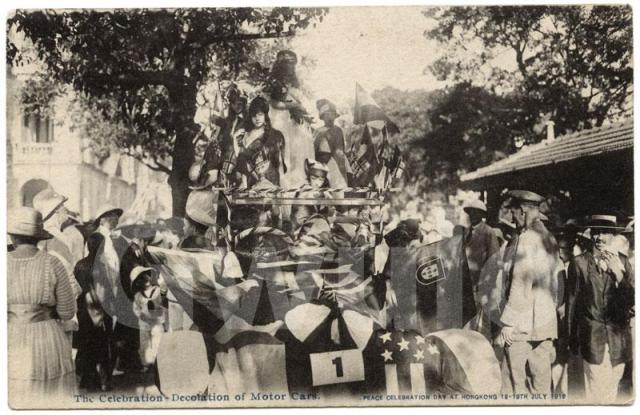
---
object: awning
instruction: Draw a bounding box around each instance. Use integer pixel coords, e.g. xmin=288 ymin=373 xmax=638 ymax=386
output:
xmin=461 ymin=120 xmax=633 ymax=183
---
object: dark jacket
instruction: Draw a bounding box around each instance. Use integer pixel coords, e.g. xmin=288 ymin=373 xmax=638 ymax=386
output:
xmin=567 ymin=251 xmax=634 ymax=365
xmin=464 ymin=221 xmax=500 ymax=279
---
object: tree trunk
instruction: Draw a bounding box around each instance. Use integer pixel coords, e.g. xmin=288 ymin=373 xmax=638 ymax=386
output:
xmin=167 ymin=82 xmax=198 ymax=218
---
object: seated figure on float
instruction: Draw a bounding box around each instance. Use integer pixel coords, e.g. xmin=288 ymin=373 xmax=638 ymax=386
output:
xmin=286 ymin=158 xmax=332 ymax=234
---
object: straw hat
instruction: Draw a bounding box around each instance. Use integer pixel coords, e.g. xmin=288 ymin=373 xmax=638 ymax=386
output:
xmin=7 ymin=207 xmax=53 ymax=240
xmin=93 ymin=204 xmax=123 ymax=225
xmin=32 ymin=188 xmax=68 ymax=222
xmin=463 ymin=199 xmax=487 ymax=214
xmin=185 ymin=190 xmax=219 ymax=227
xmin=130 ymin=266 xmax=157 ymax=291
xmin=588 ymin=214 xmax=625 ymax=231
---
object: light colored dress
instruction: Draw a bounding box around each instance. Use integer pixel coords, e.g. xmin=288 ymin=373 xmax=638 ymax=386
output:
xmin=269 ymin=87 xmax=315 ymax=190
xmin=8 ymin=250 xmax=77 ymax=408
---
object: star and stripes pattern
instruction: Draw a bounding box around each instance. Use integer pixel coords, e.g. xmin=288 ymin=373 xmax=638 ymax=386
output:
xmin=375 ymin=329 xmax=436 ymax=395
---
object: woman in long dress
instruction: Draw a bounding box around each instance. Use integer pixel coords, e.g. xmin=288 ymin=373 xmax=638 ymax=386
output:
xmin=266 ymin=50 xmax=316 ymax=190
xmin=7 ymin=207 xmax=77 ymax=408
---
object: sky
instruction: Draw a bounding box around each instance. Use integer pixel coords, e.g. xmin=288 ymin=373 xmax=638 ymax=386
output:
xmin=289 ymin=6 xmax=447 ymax=108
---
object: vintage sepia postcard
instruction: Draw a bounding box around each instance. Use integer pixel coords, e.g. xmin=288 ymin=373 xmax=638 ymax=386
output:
xmin=4 ymin=3 xmax=634 ymax=409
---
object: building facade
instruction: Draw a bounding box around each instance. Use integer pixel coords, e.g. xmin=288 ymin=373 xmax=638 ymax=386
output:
xmin=7 ymin=69 xmax=144 ymax=221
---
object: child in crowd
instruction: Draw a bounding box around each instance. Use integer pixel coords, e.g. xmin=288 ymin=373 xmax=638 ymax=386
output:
xmin=130 ymin=266 xmax=166 ymax=367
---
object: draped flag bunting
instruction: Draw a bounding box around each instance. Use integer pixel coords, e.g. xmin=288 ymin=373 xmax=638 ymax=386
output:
xmin=385 ymin=231 xmax=476 ymax=334
xmin=425 ymin=329 xmax=501 ymax=395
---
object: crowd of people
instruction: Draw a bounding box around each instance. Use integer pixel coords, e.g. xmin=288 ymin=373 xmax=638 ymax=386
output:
xmin=6 ymin=48 xmax=635 ymax=406
xmin=385 ymin=187 xmax=635 ymax=403
xmin=8 ymin=182 xmax=635 ymax=405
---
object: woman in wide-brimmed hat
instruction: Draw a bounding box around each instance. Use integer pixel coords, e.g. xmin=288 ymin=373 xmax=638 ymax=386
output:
xmin=7 ymin=207 xmax=77 ymax=407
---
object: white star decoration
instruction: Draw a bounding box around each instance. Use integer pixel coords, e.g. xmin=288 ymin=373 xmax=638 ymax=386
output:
xmin=427 ymin=343 xmax=440 ymax=355
xmin=379 ymin=332 xmax=392 ymax=343
xmin=415 ymin=335 xmax=425 ymax=345
xmin=413 ymin=348 xmax=424 ymax=361
xmin=381 ymin=349 xmax=393 ymax=362
xmin=398 ymin=338 xmax=410 ymax=351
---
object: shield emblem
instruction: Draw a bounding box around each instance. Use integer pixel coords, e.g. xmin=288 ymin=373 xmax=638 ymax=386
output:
xmin=416 ymin=255 xmax=446 ymax=286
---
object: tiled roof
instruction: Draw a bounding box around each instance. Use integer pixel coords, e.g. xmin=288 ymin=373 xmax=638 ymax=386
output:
xmin=461 ymin=120 xmax=633 ymax=182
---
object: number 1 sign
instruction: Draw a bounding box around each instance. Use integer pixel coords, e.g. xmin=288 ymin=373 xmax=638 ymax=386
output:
xmin=309 ymin=349 xmax=365 ymax=386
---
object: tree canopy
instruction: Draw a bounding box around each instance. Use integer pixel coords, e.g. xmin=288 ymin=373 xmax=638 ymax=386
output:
xmin=8 ymin=8 xmax=327 ymax=215
xmin=383 ymin=5 xmax=634 ymax=191
xmin=425 ymin=5 xmax=632 ymax=135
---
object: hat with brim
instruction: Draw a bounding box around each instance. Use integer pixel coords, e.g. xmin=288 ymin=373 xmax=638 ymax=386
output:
xmin=577 ymin=228 xmax=591 ymax=242
xmin=117 ymin=223 xmax=159 ymax=242
xmin=8 ymin=207 xmax=53 ymax=240
xmin=94 ymin=204 xmax=124 ymax=225
xmin=276 ymin=50 xmax=298 ymax=64
xmin=130 ymin=266 xmax=158 ymax=291
xmin=186 ymin=190 xmax=219 ymax=227
xmin=32 ymin=189 xmax=68 ymax=222
xmin=505 ymin=190 xmax=545 ymax=206
xmin=588 ymin=214 xmax=625 ymax=231
xmin=463 ymin=199 xmax=487 ymax=214
xmin=316 ymin=99 xmax=338 ymax=121
xmin=304 ymin=158 xmax=329 ymax=178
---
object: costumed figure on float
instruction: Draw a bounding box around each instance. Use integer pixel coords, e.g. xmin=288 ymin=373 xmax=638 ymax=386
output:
xmin=265 ymin=50 xmax=316 ymax=190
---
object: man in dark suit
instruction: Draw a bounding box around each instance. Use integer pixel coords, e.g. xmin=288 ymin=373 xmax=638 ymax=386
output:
xmin=567 ymin=215 xmax=634 ymax=403
xmin=462 ymin=199 xmax=499 ymax=335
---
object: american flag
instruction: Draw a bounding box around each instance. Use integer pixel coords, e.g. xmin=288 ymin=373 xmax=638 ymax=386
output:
xmin=375 ymin=329 xmax=436 ymax=394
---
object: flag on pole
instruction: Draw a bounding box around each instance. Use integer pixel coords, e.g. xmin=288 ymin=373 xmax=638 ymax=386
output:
xmin=210 ymin=83 xmax=226 ymax=127
xmin=353 ymin=83 xmax=400 ymax=135
xmin=349 ymin=125 xmax=381 ymax=187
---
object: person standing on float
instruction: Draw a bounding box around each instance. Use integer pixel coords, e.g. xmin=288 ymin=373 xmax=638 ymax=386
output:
xmin=265 ymin=50 xmax=315 ymax=189
xmin=313 ymin=99 xmax=352 ymax=188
